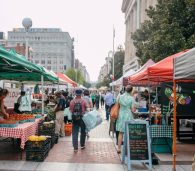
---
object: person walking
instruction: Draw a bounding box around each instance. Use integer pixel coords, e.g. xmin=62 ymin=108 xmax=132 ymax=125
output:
xmin=104 ymin=89 xmax=114 ymax=120
xmin=54 ymin=91 xmax=66 ymax=137
xmin=90 ymin=92 xmax=95 ymax=108
xmin=83 ymin=90 xmax=93 ymax=110
xmin=69 ymin=88 xmax=88 ymax=152
xmin=95 ymin=91 xmax=100 ymax=110
xmin=100 ymin=92 xmax=105 ymax=108
xmin=62 ymin=91 xmax=73 ymax=123
xmin=116 ymin=85 xmax=136 ymax=153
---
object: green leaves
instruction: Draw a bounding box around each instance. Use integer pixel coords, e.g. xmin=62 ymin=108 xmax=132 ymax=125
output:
xmin=65 ymin=68 xmax=85 ymax=85
xmin=132 ymin=0 xmax=195 ymax=63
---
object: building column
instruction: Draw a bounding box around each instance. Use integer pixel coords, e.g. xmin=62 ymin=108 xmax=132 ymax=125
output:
xmin=136 ymin=0 xmax=141 ymax=29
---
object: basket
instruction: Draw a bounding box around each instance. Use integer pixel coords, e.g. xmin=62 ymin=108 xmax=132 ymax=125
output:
xmin=38 ymin=121 xmax=55 ymax=131
xmin=26 ymin=148 xmax=49 ymax=162
xmin=25 ymin=138 xmax=50 ymax=151
xmin=64 ymin=124 xmax=72 ymax=136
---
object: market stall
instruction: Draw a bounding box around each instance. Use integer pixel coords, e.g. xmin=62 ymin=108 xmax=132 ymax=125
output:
xmin=127 ymin=52 xmax=190 ymax=154
xmin=173 ymin=47 xmax=195 ymax=170
xmin=0 ymin=46 xmax=59 ymax=160
xmin=0 ymin=117 xmax=43 ymax=149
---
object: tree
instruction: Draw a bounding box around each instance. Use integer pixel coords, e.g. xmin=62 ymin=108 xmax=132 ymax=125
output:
xmin=113 ymin=45 xmax=125 ymax=80
xmin=65 ymin=68 xmax=85 ymax=85
xmin=96 ymin=76 xmax=111 ymax=89
xmin=132 ymin=0 xmax=195 ymax=63
xmin=83 ymin=81 xmax=91 ymax=88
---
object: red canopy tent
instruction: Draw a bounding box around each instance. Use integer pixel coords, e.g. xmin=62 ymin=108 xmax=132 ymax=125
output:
xmin=128 ymin=50 xmax=189 ymax=86
xmin=56 ymin=73 xmax=77 ymax=87
xmin=128 ymin=59 xmax=155 ymax=86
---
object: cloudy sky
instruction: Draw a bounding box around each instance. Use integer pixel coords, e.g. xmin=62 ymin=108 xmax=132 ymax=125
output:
xmin=1 ymin=0 xmax=125 ymax=81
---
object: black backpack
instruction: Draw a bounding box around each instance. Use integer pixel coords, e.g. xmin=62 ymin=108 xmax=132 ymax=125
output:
xmin=72 ymin=100 xmax=83 ymax=123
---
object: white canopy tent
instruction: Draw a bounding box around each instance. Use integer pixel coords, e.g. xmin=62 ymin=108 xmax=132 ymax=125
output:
xmin=110 ymin=69 xmax=135 ymax=86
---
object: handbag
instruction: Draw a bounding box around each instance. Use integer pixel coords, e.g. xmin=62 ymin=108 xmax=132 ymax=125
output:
xmin=110 ymin=103 xmax=120 ymax=120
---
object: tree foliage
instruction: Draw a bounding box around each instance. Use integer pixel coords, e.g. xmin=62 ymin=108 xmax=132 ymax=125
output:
xmin=132 ymin=0 xmax=195 ymax=63
xmin=65 ymin=68 xmax=85 ymax=85
xmin=96 ymin=76 xmax=111 ymax=89
xmin=114 ymin=46 xmax=125 ymax=80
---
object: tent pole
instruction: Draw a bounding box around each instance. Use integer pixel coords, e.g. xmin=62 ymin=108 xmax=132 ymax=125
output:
xmin=173 ymin=80 xmax=177 ymax=171
xmin=41 ymin=75 xmax=44 ymax=115
xmin=58 ymin=81 xmax=59 ymax=91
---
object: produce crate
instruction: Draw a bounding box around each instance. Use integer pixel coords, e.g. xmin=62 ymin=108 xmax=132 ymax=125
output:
xmin=25 ymin=138 xmax=50 ymax=151
xmin=47 ymin=134 xmax=58 ymax=148
xmin=38 ymin=129 xmax=55 ymax=136
xmin=26 ymin=148 xmax=49 ymax=162
xmin=38 ymin=121 xmax=55 ymax=131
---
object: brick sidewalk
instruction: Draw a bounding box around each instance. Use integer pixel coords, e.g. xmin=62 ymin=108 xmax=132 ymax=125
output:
xmin=46 ymin=108 xmax=121 ymax=164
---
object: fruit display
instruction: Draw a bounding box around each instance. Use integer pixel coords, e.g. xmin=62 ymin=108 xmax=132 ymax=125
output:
xmin=38 ymin=120 xmax=55 ymax=136
xmin=28 ymin=135 xmax=47 ymax=142
xmin=0 ymin=120 xmax=19 ymax=128
xmin=9 ymin=114 xmax=35 ymax=123
xmin=26 ymin=136 xmax=50 ymax=162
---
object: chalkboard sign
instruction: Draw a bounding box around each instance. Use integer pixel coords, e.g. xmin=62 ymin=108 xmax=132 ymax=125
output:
xmin=122 ymin=120 xmax=152 ymax=171
xmin=129 ymin=124 xmax=148 ymax=160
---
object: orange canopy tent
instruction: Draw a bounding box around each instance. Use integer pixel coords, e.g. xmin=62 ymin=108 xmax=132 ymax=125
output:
xmin=128 ymin=50 xmax=189 ymax=86
xmin=128 ymin=59 xmax=155 ymax=86
xmin=56 ymin=73 xmax=77 ymax=87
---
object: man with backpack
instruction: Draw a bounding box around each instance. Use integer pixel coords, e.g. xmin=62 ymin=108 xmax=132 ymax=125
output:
xmin=69 ymin=88 xmax=88 ymax=152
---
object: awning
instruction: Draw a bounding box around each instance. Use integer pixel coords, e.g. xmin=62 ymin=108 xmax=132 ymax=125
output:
xmin=0 ymin=46 xmax=59 ymax=83
xmin=148 ymin=50 xmax=189 ymax=82
xmin=128 ymin=59 xmax=155 ymax=86
xmin=56 ymin=73 xmax=77 ymax=87
xmin=128 ymin=50 xmax=189 ymax=86
xmin=174 ymin=48 xmax=195 ymax=80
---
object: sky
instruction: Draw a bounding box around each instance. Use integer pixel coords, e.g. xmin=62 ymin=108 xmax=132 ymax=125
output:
xmin=1 ymin=0 xmax=125 ymax=82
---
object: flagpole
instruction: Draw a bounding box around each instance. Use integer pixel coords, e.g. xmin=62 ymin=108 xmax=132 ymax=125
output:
xmin=112 ymin=26 xmax=115 ymax=92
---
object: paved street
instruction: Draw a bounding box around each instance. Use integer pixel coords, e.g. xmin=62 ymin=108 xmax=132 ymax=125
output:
xmin=0 ymin=108 xmax=192 ymax=171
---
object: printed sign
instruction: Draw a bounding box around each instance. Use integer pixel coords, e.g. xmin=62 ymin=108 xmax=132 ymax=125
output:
xmin=4 ymin=88 xmax=20 ymax=108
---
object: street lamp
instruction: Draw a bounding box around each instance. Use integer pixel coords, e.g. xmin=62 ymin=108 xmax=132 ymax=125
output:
xmin=22 ymin=18 xmax=32 ymax=59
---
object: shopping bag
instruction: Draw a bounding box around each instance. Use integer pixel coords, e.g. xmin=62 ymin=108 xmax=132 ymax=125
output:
xmin=18 ymin=96 xmax=32 ymax=112
xmin=64 ymin=107 xmax=72 ymax=120
xmin=82 ymin=110 xmax=102 ymax=131
xmin=110 ymin=103 xmax=120 ymax=120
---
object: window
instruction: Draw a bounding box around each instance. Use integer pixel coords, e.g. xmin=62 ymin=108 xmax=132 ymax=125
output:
xmin=47 ymin=60 xmax=51 ymax=64
xmin=41 ymin=60 xmax=45 ymax=64
xmin=35 ymin=60 xmax=39 ymax=64
xmin=47 ymin=66 xmax=51 ymax=70
xmin=64 ymin=65 xmax=66 ymax=70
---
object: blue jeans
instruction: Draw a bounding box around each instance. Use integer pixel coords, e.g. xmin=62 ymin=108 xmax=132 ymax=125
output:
xmin=72 ymin=120 xmax=86 ymax=149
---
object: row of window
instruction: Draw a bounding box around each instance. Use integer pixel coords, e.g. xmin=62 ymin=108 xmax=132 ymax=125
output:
xmin=34 ymin=60 xmax=64 ymax=64
xmin=45 ymin=65 xmax=66 ymax=71
xmin=9 ymin=35 xmax=66 ymax=41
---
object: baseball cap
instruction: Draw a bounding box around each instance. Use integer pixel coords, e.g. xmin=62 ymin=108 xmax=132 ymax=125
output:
xmin=75 ymin=88 xmax=83 ymax=95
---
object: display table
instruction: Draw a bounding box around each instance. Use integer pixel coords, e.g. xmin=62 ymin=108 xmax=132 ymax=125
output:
xmin=150 ymin=125 xmax=173 ymax=153
xmin=0 ymin=118 xmax=43 ymax=149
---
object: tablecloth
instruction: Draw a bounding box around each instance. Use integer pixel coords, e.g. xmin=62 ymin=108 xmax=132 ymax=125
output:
xmin=150 ymin=125 xmax=173 ymax=138
xmin=0 ymin=118 xmax=43 ymax=149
